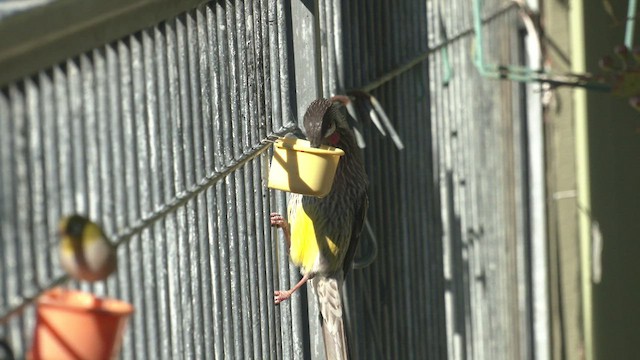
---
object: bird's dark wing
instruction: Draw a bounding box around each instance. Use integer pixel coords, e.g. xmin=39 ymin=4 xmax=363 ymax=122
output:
xmin=342 ymin=193 xmax=368 ymax=278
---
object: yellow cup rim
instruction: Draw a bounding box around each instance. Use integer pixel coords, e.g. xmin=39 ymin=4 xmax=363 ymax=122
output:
xmin=274 ymin=138 xmax=345 ymax=156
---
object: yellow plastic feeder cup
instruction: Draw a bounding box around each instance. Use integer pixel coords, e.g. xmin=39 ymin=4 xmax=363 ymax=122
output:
xmin=268 ymin=138 xmax=345 ymax=198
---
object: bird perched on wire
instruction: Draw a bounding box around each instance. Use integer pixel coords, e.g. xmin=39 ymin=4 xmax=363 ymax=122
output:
xmin=271 ymin=98 xmax=368 ymax=359
xmin=58 ymin=215 xmax=117 ymax=282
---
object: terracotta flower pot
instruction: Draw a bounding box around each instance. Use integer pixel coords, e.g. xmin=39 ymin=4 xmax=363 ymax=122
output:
xmin=29 ymin=288 xmax=133 ymax=360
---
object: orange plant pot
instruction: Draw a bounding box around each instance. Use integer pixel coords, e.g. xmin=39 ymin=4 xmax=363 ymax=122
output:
xmin=29 ymin=288 xmax=133 ymax=360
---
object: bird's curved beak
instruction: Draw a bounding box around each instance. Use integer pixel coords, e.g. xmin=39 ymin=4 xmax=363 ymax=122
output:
xmin=309 ymin=136 xmax=322 ymax=148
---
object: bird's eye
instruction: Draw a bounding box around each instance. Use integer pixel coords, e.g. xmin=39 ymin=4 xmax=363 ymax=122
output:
xmin=323 ymin=122 xmax=336 ymax=138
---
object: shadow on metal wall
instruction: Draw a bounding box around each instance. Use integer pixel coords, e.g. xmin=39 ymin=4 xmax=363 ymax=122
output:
xmin=317 ymin=0 xmax=532 ymax=359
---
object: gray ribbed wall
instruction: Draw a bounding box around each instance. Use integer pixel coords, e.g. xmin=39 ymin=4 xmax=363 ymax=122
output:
xmin=0 ymin=0 xmax=533 ymax=359
xmin=317 ymin=0 xmax=531 ymax=359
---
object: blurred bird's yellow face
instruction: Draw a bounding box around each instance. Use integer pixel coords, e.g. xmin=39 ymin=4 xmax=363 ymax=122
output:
xmin=59 ymin=237 xmax=73 ymax=253
xmin=58 ymin=216 xmax=102 ymax=253
xmin=57 ymin=214 xmax=117 ymax=282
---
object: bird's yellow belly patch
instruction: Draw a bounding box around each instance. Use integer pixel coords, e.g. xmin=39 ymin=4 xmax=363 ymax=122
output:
xmin=289 ymin=204 xmax=319 ymax=272
xmin=289 ymin=201 xmax=341 ymax=274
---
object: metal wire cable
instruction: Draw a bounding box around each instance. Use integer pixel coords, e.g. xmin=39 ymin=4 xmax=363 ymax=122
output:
xmin=0 ymin=128 xmax=294 ymax=325
xmin=352 ymin=1 xmax=518 ymax=94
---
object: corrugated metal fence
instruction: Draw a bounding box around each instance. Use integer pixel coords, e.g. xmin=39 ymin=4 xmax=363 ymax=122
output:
xmin=0 ymin=0 xmax=535 ymax=359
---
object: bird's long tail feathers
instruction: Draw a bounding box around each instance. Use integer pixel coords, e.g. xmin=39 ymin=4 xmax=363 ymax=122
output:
xmin=313 ymin=276 xmax=349 ymax=360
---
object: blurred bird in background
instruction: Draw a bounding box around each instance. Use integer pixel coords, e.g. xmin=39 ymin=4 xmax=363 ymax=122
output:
xmin=58 ymin=215 xmax=117 ymax=282
xmin=271 ymin=98 xmax=368 ymax=359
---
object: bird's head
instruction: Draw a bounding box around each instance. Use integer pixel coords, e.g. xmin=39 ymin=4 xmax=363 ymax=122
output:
xmin=59 ymin=215 xmax=90 ymax=239
xmin=59 ymin=214 xmax=105 ymax=247
xmin=303 ymin=98 xmax=350 ymax=148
